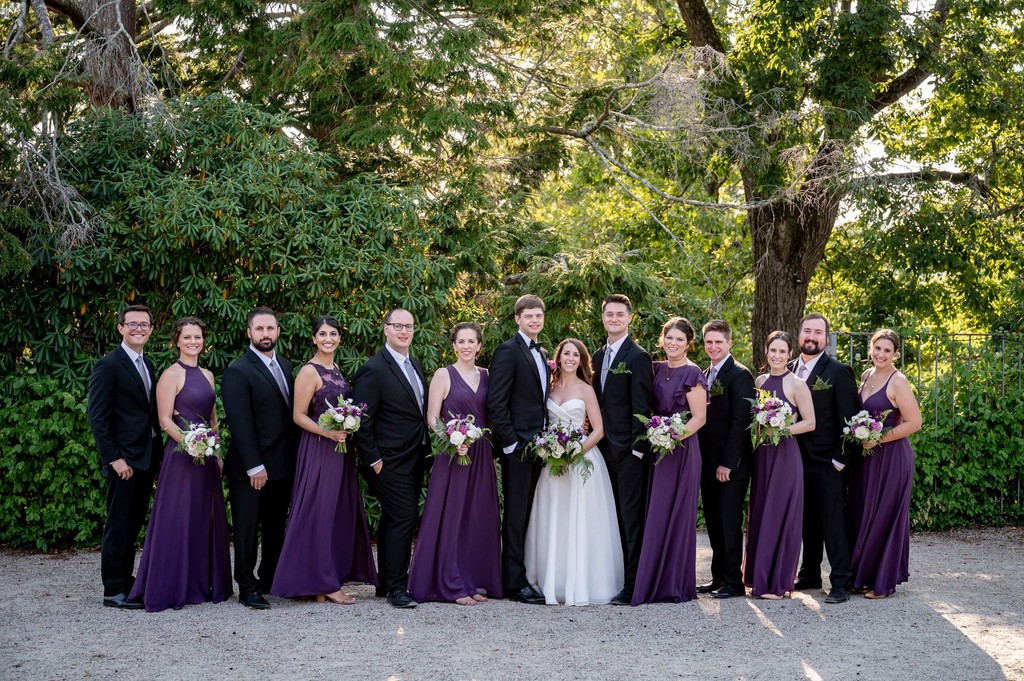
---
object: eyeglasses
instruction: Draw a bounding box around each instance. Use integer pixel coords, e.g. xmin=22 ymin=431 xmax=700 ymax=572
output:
xmin=123 ymin=322 xmax=153 ymax=331
xmin=387 ymin=323 xmax=415 ymax=332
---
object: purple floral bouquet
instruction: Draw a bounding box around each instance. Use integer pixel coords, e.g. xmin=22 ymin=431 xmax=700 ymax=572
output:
xmin=177 ymin=423 xmax=221 ymax=465
xmin=842 ymin=410 xmax=892 ymax=454
xmin=530 ymin=420 xmax=592 ymax=482
xmin=747 ymin=388 xmax=796 ymax=448
xmin=317 ymin=397 xmax=367 ymax=453
xmin=432 ymin=413 xmax=488 ymax=465
xmin=635 ymin=412 xmax=690 ymax=464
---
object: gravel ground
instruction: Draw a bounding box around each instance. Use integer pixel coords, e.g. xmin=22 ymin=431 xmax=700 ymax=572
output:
xmin=1 ymin=527 xmax=1021 ymax=681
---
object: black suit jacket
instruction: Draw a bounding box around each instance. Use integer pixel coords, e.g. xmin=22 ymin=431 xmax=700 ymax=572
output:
xmin=593 ymin=336 xmax=654 ymax=461
xmin=789 ymin=354 xmax=859 ymax=469
xmin=222 ymin=349 xmax=298 ymax=481
xmin=351 ymin=348 xmax=430 ymax=475
xmin=487 ymin=334 xmax=549 ymax=452
xmin=697 ymin=356 xmax=756 ymax=478
xmin=88 ymin=346 xmax=162 ymax=475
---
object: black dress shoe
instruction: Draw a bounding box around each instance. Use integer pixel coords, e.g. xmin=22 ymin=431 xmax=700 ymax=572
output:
xmin=697 ymin=580 xmax=724 ymax=594
xmin=793 ymin=578 xmax=823 ymax=591
xmin=825 ymin=587 xmax=850 ymax=604
xmin=103 ymin=593 xmax=143 ymax=610
xmin=508 ymin=585 xmax=546 ymax=605
xmin=712 ymin=584 xmax=745 ymax=599
xmin=375 ymin=586 xmax=388 ymax=598
xmin=240 ymin=591 xmax=271 ymax=610
xmin=387 ymin=588 xmax=418 ymax=609
xmin=610 ymin=588 xmax=632 ymax=605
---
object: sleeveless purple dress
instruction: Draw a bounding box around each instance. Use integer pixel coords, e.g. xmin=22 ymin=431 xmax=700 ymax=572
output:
xmin=631 ymin=363 xmax=707 ymax=605
xmin=129 ymin=362 xmax=232 ymax=611
xmin=271 ymin=363 xmax=378 ymax=597
xmin=743 ymin=372 xmax=804 ymax=598
xmin=849 ymin=373 xmax=913 ymax=596
xmin=408 ymin=366 xmax=502 ymax=602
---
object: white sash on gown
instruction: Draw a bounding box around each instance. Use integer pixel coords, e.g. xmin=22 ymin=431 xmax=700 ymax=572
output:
xmin=524 ymin=399 xmax=624 ymax=605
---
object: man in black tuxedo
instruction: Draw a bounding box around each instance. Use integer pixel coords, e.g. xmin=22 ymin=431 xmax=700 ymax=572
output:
xmin=696 ymin=319 xmax=755 ymax=599
xmin=591 ymin=294 xmax=653 ymax=605
xmin=352 ymin=308 xmax=430 ymax=609
xmin=222 ymin=306 xmax=297 ymax=610
xmin=88 ymin=304 xmax=163 ymax=609
xmin=790 ymin=313 xmax=859 ymax=604
xmin=487 ymin=294 xmax=549 ymax=605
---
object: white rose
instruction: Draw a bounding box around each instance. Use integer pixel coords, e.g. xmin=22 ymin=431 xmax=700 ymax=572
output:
xmin=343 ymin=416 xmax=359 ymax=430
xmin=449 ymin=431 xmax=467 ymax=446
xmin=332 ymin=413 xmax=344 ymax=423
xmin=769 ymin=414 xmax=784 ymax=428
xmin=467 ymin=426 xmax=483 ymax=439
xmin=854 ymin=426 xmax=870 ymax=440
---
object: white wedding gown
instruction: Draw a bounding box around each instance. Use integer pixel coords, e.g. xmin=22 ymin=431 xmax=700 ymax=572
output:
xmin=525 ymin=398 xmax=624 ymax=605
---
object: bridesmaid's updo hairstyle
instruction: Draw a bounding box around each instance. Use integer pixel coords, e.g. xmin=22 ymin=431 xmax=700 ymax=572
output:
xmin=659 ymin=316 xmax=696 ymax=354
xmin=763 ymin=330 xmax=792 ymax=355
xmin=870 ymin=328 xmax=901 ymax=354
xmin=312 ymin=315 xmax=342 ymax=336
xmin=171 ymin=316 xmax=206 ymax=345
xmin=552 ymin=338 xmax=593 ymax=386
xmin=450 ymin=322 xmax=483 ymax=344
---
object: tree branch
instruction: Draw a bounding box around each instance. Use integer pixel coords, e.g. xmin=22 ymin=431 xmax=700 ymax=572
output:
xmin=852 ymin=169 xmax=990 ymax=197
xmin=867 ymin=0 xmax=950 ymax=115
xmin=44 ymin=0 xmax=85 ymax=30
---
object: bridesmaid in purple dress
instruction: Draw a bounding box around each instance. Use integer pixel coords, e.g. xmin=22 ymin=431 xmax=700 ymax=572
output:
xmin=632 ymin=317 xmax=707 ymax=605
xmin=743 ymin=331 xmax=816 ymax=599
xmin=271 ymin=316 xmax=378 ymax=603
xmin=129 ymin=317 xmax=232 ymax=611
xmin=408 ymin=322 xmax=502 ymax=605
xmin=849 ymin=329 xmax=921 ymax=599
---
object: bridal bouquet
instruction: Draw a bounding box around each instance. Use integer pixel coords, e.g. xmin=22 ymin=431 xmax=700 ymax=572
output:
xmin=842 ymin=410 xmax=892 ymax=454
xmin=317 ymin=397 xmax=367 ymax=453
xmin=747 ymin=388 xmax=796 ymax=448
xmin=635 ymin=412 xmax=690 ymax=464
xmin=177 ymin=423 xmax=221 ymax=465
xmin=432 ymin=413 xmax=488 ymax=465
xmin=530 ymin=421 xmax=593 ymax=482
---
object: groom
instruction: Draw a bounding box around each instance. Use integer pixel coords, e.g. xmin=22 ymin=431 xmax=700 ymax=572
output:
xmin=591 ymin=294 xmax=653 ymax=605
xmin=488 ymin=294 xmax=549 ymax=605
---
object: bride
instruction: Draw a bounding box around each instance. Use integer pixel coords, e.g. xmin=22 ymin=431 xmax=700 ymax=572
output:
xmin=525 ymin=338 xmax=624 ymax=605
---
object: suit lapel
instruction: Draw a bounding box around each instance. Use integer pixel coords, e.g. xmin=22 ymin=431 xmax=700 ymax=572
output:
xmin=382 ymin=349 xmax=420 ymax=408
xmin=515 ymin=335 xmax=545 ymax=397
xmin=248 ymin=349 xmax=289 ymax=406
xmin=114 ymin=346 xmax=149 ymax=403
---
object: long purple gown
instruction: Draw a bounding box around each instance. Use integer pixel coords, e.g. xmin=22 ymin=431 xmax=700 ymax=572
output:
xmin=849 ymin=373 xmax=913 ymax=596
xmin=271 ymin=363 xmax=377 ymax=597
xmin=631 ymin=363 xmax=706 ymax=605
xmin=743 ymin=372 xmax=804 ymax=598
xmin=129 ymin=362 xmax=232 ymax=611
xmin=408 ymin=366 xmax=502 ymax=602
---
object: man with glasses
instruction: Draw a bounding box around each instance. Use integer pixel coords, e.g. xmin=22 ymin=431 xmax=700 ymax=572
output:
xmin=352 ymin=308 xmax=431 ymax=608
xmin=88 ymin=304 xmax=163 ymax=609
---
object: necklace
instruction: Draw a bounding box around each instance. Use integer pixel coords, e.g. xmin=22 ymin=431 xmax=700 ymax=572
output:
xmin=865 ymin=369 xmax=895 ymax=393
xmin=664 ymin=362 xmax=686 ymax=380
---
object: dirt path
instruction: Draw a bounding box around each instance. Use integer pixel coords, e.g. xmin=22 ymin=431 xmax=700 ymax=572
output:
xmin=1 ymin=527 xmax=1021 ymax=680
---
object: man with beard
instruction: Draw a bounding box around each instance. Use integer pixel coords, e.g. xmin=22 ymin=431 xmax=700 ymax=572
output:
xmin=790 ymin=313 xmax=859 ymax=604
xmin=222 ymin=307 xmax=298 ymax=609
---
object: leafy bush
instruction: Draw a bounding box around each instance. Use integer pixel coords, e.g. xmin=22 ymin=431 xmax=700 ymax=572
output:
xmin=0 ymin=370 xmax=105 ymax=550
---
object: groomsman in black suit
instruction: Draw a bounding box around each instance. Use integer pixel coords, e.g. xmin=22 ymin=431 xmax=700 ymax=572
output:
xmin=222 ymin=307 xmax=298 ymax=609
xmin=790 ymin=313 xmax=859 ymax=604
xmin=88 ymin=304 xmax=163 ymax=609
xmin=696 ymin=319 xmax=755 ymax=599
xmin=352 ymin=308 xmax=431 ymax=608
xmin=591 ymin=294 xmax=653 ymax=605
xmin=487 ymin=294 xmax=550 ymax=605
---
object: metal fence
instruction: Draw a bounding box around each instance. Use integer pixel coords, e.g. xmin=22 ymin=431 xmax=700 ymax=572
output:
xmin=833 ymin=331 xmax=1024 ymax=513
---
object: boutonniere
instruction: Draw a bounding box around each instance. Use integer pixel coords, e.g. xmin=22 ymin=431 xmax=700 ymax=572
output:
xmin=546 ymin=359 xmax=556 ymax=371
xmin=812 ymin=376 xmax=832 ymax=391
xmin=611 ymin=361 xmax=631 ymax=375
xmin=709 ymin=380 xmax=724 ymax=397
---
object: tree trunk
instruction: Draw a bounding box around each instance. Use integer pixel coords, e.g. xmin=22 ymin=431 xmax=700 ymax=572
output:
xmin=748 ymin=191 xmax=842 ymax=360
xmin=81 ymin=0 xmax=139 ymax=112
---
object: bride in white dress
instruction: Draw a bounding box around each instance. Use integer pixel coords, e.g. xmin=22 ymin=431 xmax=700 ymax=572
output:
xmin=525 ymin=338 xmax=624 ymax=605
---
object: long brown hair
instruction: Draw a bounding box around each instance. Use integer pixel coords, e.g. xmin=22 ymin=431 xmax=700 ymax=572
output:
xmin=551 ymin=338 xmax=593 ymax=387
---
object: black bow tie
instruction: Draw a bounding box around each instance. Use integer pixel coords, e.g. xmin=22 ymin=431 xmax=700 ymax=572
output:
xmin=528 ymin=340 xmax=542 ymax=352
